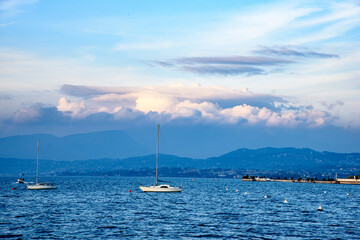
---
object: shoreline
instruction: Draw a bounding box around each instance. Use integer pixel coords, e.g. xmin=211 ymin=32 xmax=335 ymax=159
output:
xmin=242 ymin=178 xmax=360 ymax=185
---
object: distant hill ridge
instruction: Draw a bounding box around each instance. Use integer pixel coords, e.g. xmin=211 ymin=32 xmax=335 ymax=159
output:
xmin=1 ymin=128 xmax=359 ymax=160
xmin=1 ymin=147 xmax=359 ymax=176
xmin=212 ymin=147 xmax=360 ymax=170
xmin=0 ymin=131 xmax=151 ymax=161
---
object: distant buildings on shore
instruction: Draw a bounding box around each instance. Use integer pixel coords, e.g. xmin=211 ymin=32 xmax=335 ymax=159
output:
xmin=336 ymin=177 xmax=360 ymax=184
xmin=242 ymin=175 xmax=360 ymax=185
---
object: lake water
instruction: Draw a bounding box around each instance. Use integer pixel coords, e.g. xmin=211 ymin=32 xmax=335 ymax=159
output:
xmin=1 ymin=176 xmax=359 ymax=239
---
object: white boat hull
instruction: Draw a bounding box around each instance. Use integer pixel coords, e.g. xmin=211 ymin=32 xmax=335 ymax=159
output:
xmin=139 ymin=185 xmax=182 ymax=192
xmin=27 ymin=183 xmax=57 ymax=190
xmin=17 ymin=179 xmax=25 ymax=184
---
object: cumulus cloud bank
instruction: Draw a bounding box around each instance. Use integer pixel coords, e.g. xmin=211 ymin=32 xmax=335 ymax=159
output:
xmin=56 ymin=83 xmax=333 ymax=127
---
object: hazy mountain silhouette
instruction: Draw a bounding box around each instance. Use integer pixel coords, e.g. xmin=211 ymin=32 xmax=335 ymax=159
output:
xmin=0 ymin=131 xmax=150 ymax=161
xmin=1 ymin=127 xmax=359 ymax=160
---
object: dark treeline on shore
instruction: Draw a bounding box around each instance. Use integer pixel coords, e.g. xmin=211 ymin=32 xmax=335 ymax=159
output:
xmin=41 ymin=168 xmax=358 ymax=181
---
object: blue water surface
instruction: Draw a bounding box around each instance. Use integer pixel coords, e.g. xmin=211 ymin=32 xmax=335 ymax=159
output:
xmin=1 ymin=176 xmax=359 ymax=239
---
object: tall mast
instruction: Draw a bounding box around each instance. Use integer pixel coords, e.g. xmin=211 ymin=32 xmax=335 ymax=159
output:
xmin=36 ymin=139 xmax=39 ymax=184
xmin=156 ymin=124 xmax=159 ymax=186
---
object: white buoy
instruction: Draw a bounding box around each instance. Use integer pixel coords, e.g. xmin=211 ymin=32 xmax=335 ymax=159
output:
xmin=236 ymin=189 xmax=238 ymax=192
xmin=347 ymin=193 xmax=349 ymax=196
xmin=244 ymin=192 xmax=247 ymax=195
xmin=284 ymin=199 xmax=288 ymax=203
xmin=318 ymin=205 xmax=323 ymax=211
xmin=264 ymin=195 xmax=268 ymax=198
xmin=324 ymin=191 xmax=327 ymax=193
xmin=226 ymin=187 xmax=228 ymax=191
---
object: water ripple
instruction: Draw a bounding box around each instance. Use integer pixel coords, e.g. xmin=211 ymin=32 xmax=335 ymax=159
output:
xmin=1 ymin=177 xmax=360 ymax=239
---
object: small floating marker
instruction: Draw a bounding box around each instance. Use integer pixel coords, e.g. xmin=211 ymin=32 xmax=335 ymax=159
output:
xmin=347 ymin=193 xmax=349 ymax=196
xmin=284 ymin=199 xmax=288 ymax=203
xmin=317 ymin=205 xmax=323 ymax=211
xmin=264 ymin=195 xmax=268 ymax=198
xmin=226 ymin=187 xmax=228 ymax=191
xmin=11 ymin=188 xmax=15 ymax=190
xmin=128 ymin=190 xmax=131 ymax=192
xmin=244 ymin=192 xmax=247 ymax=195
xmin=324 ymin=191 xmax=327 ymax=193
xmin=236 ymin=189 xmax=238 ymax=192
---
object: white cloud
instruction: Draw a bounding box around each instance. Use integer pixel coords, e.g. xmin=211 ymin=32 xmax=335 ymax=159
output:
xmin=56 ymin=83 xmax=333 ymax=128
xmin=57 ymin=97 xmax=86 ymax=118
xmin=1 ymin=1 xmax=358 ymax=130
xmin=135 ymin=93 xmax=177 ymax=114
xmin=176 ymin=1 xmax=360 ymax=57
xmin=0 ymin=0 xmax=37 ymax=18
xmin=60 ymin=83 xmax=262 ymax=102
xmin=291 ymin=18 xmax=360 ymax=45
xmin=13 ymin=105 xmax=40 ymax=123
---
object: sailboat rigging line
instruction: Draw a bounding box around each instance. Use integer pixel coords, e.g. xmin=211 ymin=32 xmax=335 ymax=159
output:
xmin=36 ymin=139 xmax=39 ymax=184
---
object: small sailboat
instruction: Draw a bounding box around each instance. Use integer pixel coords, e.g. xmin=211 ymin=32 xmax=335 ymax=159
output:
xmin=27 ymin=140 xmax=57 ymax=190
xmin=139 ymin=125 xmax=182 ymax=193
xmin=17 ymin=174 xmax=25 ymax=183
xmin=17 ymin=178 xmax=25 ymax=183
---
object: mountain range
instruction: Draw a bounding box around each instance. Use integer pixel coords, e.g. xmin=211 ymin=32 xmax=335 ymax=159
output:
xmin=1 ymin=129 xmax=359 ymax=177
xmin=1 ymin=126 xmax=359 ymax=160
xmin=1 ymin=147 xmax=359 ymax=177
xmin=0 ymin=131 xmax=150 ymax=161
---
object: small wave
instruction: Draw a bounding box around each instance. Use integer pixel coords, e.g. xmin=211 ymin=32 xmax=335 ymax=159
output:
xmin=9 ymin=226 xmax=25 ymax=231
xmin=215 ymin=212 xmax=240 ymax=216
xmin=328 ymin=224 xmax=341 ymax=227
xmin=0 ymin=234 xmax=23 ymax=238
xmin=97 ymin=226 xmax=117 ymax=229
xmin=197 ymin=223 xmax=209 ymax=227
xmin=192 ymin=234 xmax=222 ymax=238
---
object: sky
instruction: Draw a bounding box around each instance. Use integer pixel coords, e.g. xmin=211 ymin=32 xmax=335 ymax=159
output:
xmin=0 ymin=0 xmax=359 ymax=155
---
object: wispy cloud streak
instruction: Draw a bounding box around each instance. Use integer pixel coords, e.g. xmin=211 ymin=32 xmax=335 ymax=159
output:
xmin=0 ymin=0 xmax=38 ymax=18
xmin=176 ymin=56 xmax=293 ymax=65
xmin=155 ymin=55 xmax=293 ymax=76
xmin=255 ymin=46 xmax=339 ymax=58
xmin=180 ymin=65 xmax=265 ymax=76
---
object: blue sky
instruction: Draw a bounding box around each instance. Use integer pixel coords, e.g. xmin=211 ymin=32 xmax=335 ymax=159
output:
xmin=0 ymin=0 xmax=359 ymax=154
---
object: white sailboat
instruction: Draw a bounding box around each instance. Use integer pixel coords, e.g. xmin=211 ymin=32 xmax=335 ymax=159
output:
xmin=27 ymin=140 xmax=57 ymax=190
xmin=139 ymin=125 xmax=182 ymax=192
